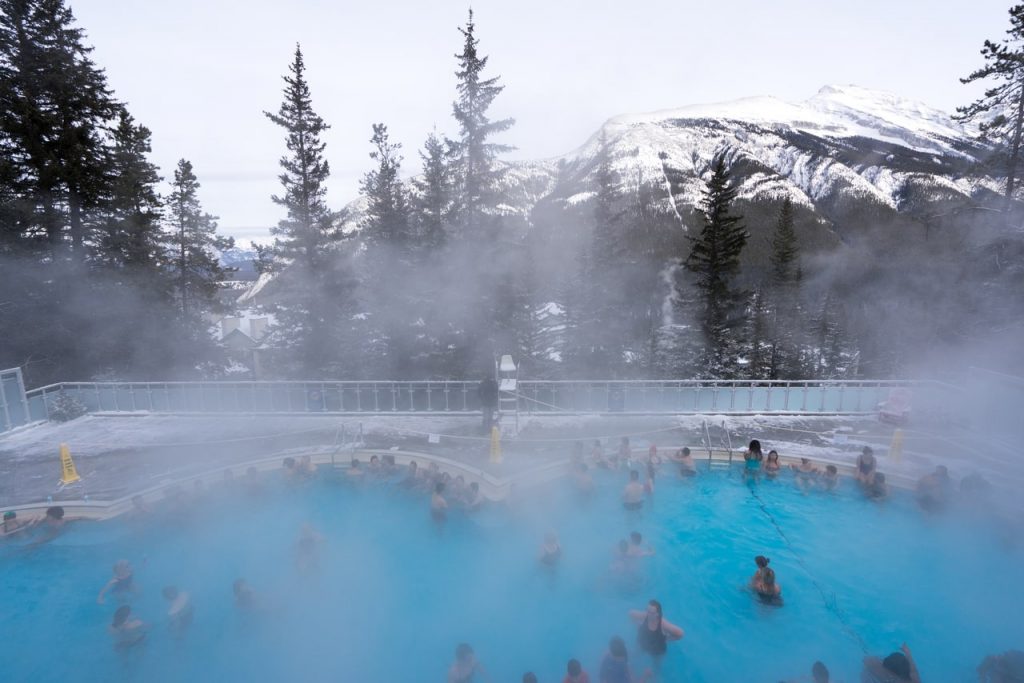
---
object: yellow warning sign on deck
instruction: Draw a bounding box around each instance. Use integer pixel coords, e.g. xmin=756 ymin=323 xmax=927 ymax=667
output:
xmin=489 ymin=426 xmax=502 ymax=464
xmin=888 ymin=429 xmax=904 ymax=463
xmin=59 ymin=443 xmax=81 ymax=486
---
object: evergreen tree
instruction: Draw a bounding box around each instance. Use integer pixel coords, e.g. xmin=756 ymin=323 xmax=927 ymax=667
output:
xmin=956 ymin=4 xmax=1024 ymax=209
xmin=166 ymin=159 xmax=232 ymax=320
xmin=769 ymin=197 xmax=799 ymax=284
xmin=0 ymin=0 xmax=119 ymax=259
xmin=263 ymin=44 xmax=352 ymax=377
xmin=96 ymin=110 xmax=165 ymax=273
xmin=411 ymin=130 xmax=452 ymax=249
xmin=449 ymin=8 xmax=514 ymax=237
xmin=360 ymin=123 xmax=410 ymax=246
xmin=684 ymin=155 xmax=750 ymax=376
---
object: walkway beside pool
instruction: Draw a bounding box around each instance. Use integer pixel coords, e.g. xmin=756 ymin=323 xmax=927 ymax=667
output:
xmin=1 ymin=411 xmax=1020 ymax=511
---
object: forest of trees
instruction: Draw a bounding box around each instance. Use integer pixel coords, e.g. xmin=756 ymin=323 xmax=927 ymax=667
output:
xmin=2 ymin=1 xmax=1023 ymax=386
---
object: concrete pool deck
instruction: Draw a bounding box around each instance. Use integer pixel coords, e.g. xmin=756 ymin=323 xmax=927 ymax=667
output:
xmin=1 ymin=411 xmax=1020 ymax=512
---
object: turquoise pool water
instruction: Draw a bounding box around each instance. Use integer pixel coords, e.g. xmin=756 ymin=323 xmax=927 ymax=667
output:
xmin=1 ymin=462 xmax=1021 ymax=682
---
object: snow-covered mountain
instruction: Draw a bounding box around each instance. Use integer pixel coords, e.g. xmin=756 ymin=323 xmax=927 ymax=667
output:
xmin=542 ymin=84 xmax=992 ymax=224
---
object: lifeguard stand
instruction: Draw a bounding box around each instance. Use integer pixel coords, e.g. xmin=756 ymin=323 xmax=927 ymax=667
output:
xmin=497 ymin=354 xmax=519 ymax=435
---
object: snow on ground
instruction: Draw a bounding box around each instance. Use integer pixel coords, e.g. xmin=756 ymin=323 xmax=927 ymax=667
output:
xmin=2 ymin=411 xmax=1020 ymax=510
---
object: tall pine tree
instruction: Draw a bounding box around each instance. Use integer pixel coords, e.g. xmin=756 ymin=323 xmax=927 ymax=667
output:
xmin=166 ymin=159 xmax=231 ymax=321
xmin=450 ymin=9 xmax=514 ymax=238
xmin=956 ymin=4 xmax=1024 ymax=211
xmin=263 ymin=44 xmax=352 ymax=377
xmin=685 ymin=155 xmax=750 ymax=377
xmin=411 ymin=130 xmax=452 ymax=249
xmin=360 ymin=123 xmax=410 ymax=246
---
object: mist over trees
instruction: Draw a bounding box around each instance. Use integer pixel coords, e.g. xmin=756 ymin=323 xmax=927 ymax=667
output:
xmin=2 ymin=1 xmax=1023 ymax=386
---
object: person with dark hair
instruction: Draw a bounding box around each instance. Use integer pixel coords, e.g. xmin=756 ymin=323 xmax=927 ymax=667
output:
xmin=675 ymin=447 xmax=697 ymax=477
xmin=753 ymin=567 xmax=783 ymax=604
xmin=563 ymin=658 xmax=591 ymax=683
xmin=916 ymin=465 xmax=952 ymax=512
xmin=627 ymin=531 xmax=654 ymax=557
xmin=862 ymin=644 xmax=921 ymax=682
xmin=449 ymin=643 xmax=488 ymax=683
xmin=821 ymin=465 xmax=839 ymax=491
xmin=751 ymin=555 xmax=770 ymax=586
xmin=856 ymin=446 xmax=878 ymax=485
xmin=977 ymin=649 xmax=1024 ymax=682
xmin=623 ymin=470 xmax=645 ymax=510
xmin=478 ymin=375 xmax=499 ymax=433
xmin=431 ymin=482 xmax=448 ymax=523
xmin=400 ymin=460 xmax=419 ymax=488
xmin=282 ymin=457 xmax=297 ymax=479
xmin=523 ymin=674 xmax=538 ymax=683
xmin=599 ymin=636 xmax=652 ymax=683
xmin=109 ymin=604 xmax=148 ymax=648
xmin=866 ymin=472 xmax=888 ymax=500
xmin=744 ymin=440 xmax=764 ymax=477
xmin=628 ymin=599 xmax=684 ymax=656
xmin=765 ymin=450 xmax=782 ymax=478
xmin=347 ymin=458 xmax=365 ymax=479
xmin=812 ymin=660 xmax=830 ymax=683
xmin=162 ymin=585 xmax=193 ymax=634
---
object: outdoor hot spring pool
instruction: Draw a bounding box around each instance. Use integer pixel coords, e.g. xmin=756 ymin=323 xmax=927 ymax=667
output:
xmin=1 ymin=461 xmax=1021 ymax=682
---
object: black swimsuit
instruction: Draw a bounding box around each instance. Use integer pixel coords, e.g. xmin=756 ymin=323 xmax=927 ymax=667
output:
xmin=637 ymin=616 xmax=667 ymax=655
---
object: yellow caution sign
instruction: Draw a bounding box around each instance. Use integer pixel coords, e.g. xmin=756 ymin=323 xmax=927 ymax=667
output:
xmin=489 ymin=425 xmax=502 ymax=464
xmin=889 ymin=429 xmax=904 ymax=463
xmin=59 ymin=443 xmax=81 ymax=486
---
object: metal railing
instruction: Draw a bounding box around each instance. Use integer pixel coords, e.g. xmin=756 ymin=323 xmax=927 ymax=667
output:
xmin=20 ymin=378 xmax=941 ymax=422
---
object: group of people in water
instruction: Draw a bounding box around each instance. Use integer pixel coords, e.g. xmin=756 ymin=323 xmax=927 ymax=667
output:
xmin=2 ymin=431 xmax=1013 ymax=681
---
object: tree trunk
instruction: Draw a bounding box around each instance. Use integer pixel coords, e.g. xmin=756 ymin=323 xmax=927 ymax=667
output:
xmin=69 ymin=193 xmax=83 ymax=260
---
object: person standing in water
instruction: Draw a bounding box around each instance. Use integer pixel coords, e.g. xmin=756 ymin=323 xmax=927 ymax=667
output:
xmin=861 ymin=644 xmax=921 ymax=682
xmin=110 ymin=605 xmax=148 ymax=648
xmin=97 ymin=560 xmax=138 ymax=604
xmin=431 ymin=482 xmax=449 ymax=523
xmin=744 ymin=440 xmax=764 ymax=478
xmin=162 ymin=585 xmax=194 ymax=635
xmin=449 ymin=643 xmax=490 ymax=683
xmin=856 ymin=446 xmax=878 ymax=485
xmin=628 ymin=600 xmax=684 ymax=657
xmin=676 ymin=447 xmax=697 ymax=477
xmin=599 ymin=635 xmax=652 ymax=683
xmin=622 ymin=470 xmax=645 ymax=510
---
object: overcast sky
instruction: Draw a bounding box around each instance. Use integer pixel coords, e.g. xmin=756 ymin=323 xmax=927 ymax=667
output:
xmin=73 ymin=0 xmax=1009 ymax=245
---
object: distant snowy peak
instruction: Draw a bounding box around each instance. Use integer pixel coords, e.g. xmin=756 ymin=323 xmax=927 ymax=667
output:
xmin=605 ymin=84 xmax=970 ymax=158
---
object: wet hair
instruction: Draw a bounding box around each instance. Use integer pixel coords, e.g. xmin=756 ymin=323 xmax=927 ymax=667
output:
xmin=567 ymin=659 xmax=582 ymax=676
xmin=812 ymin=660 xmax=829 ymax=683
xmin=826 ymin=465 xmax=837 ymax=475
xmin=46 ymin=506 xmax=64 ymax=519
xmin=455 ymin=643 xmax=474 ymax=661
xmin=755 ymin=555 xmax=770 ymax=568
xmin=522 ymin=674 xmax=538 ymax=683
xmin=112 ymin=605 xmax=131 ymax=628
xmin=351 ymin=458 xmax=360 ymax=468
xmin=630 ymin=531 xmax=642 ymax=544
xmin=435 ymin=482 xmax=445 ymax=494
xmin=370 ymin=455 xmax=379 ymax=462
xmin=882 ymin=652 xmax=911 ymax=679
xmin=648 ymin=599 xmax=662 ymax=616
xmin=767 ymin=450 xmax=779 ymax=463
xmin=682 ymin=447 xmax=690 ymax=456
xmin=862 ymin=446 xmax=874 ymax=457
xmin=630 ymin=470 xmax=639 ymax=481
xmin=748 ymin=440 xmax=762 ymax=454
xmin=162 ymin=586 xmax=178 ymax=600
xmin=801 ymin=457 xmax=810 ymax=464
xmin=283 ymin=457 xmax=295 ymax=469
xmin=609 ymin=636 xmax=628 ymax=659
